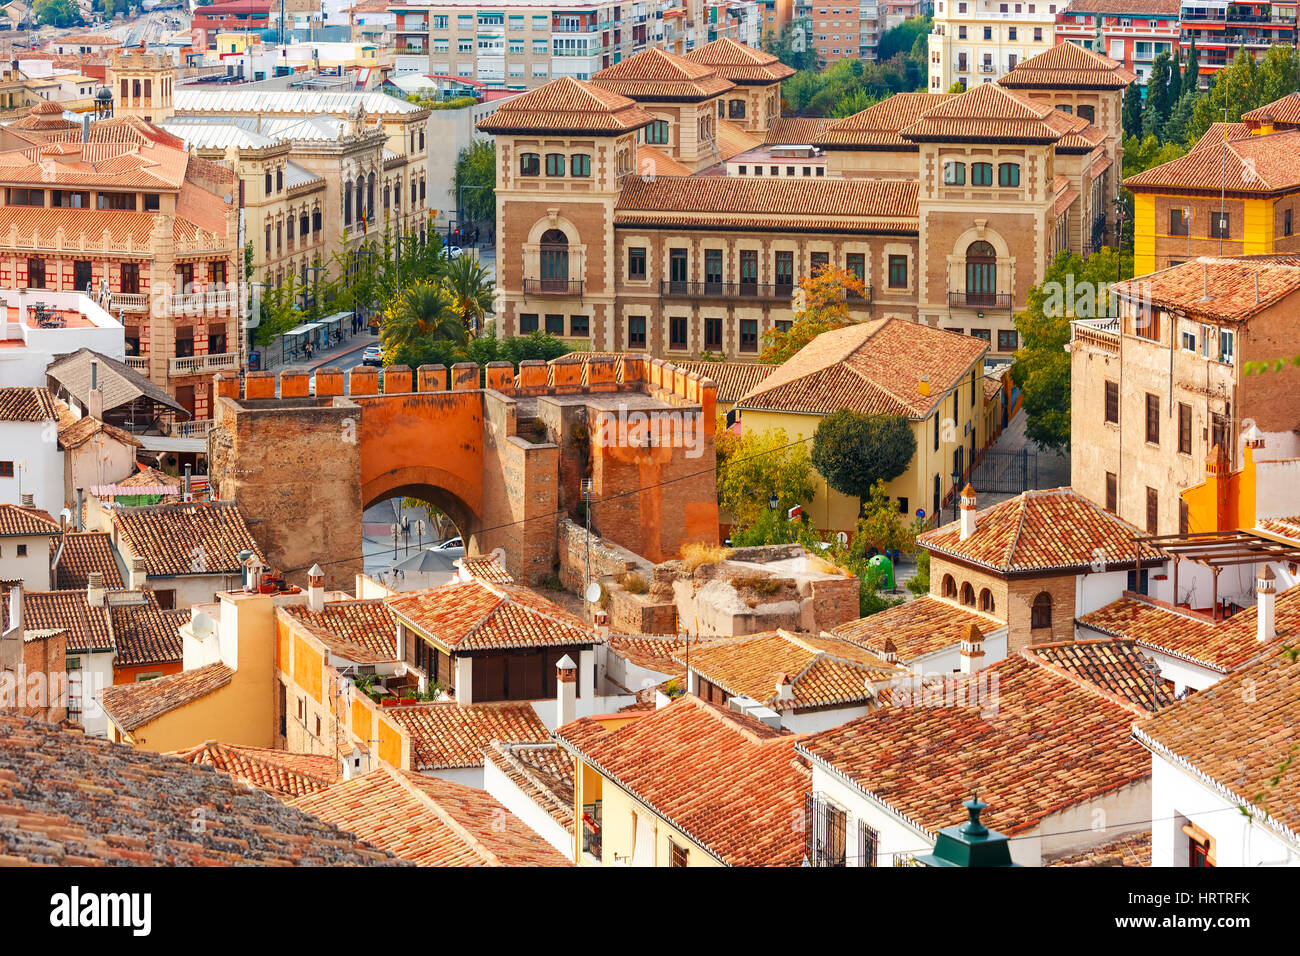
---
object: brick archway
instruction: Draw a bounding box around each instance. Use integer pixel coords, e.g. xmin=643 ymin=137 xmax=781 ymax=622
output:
xmin=362 ymin=473 xmax=479 ymax=550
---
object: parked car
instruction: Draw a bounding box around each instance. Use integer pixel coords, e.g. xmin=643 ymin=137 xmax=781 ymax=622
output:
xmin=431 ymin=537 xmax=465 ymax=557
xmin=440 ymin=245 xmax=464 ymax=260
xmin=362 ymin=345 xmax=383 ymax=367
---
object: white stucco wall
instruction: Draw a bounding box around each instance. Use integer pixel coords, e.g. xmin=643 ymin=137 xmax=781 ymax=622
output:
xmin=783 ymin=704 xmax=871 ymax=735
xmin=0 ymin=420 xmax=63 ymax=517
xmin=0 ymin=533 xmax=54 ymax=589
xmin=482 ymin=757 xmax=573 ymax=858
xmin=1149 ymin=751 xmax=1300 ymax=867
xmin=78 ymin=650 xmax=116 ymax=738
xmin=808 ymin=762 xmax=933 ymax=866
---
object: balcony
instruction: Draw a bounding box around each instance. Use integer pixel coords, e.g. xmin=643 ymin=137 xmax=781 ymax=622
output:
xmin=948 ymin=291 xmax=1012 ymax=310
xmin=659 ymin=279 xmax=793 ymax=301
xmin=523 ymin=278 xmax=584 ymax=295
xmin=169 ymin=418 xmax=214 ymax=439
xmin=115 ymin=292 xmax=149 ymax=312
xmin=1070 ymin=317 xmax=1119 ymax=354
xmin=170 ymin=289 xmax=239 ymax=316
xmin=168 ymin=352 xmax=240 ymax=378
xmin=125 ymin=355 xmax=149 ymax=371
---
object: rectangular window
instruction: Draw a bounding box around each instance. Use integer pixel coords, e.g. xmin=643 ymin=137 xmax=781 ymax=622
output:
xmin=971 ymin=162 xmax=993 ymax=186
xmin=887 ymin=255 xmax=907 ymax=289
xmin=545 ymin=153 xmax=566 ymax=176
xmin=669 ymin=248 xmax=689 ymax=287
xmin=670 ymin=841 xmax=688 ymax=867
xmin=74 ymin=260 xmax=92 ymax=292
xmin=520 ymin=313 xmax=538 ymax=333
xmin=627 ymin=247 xmax=646 ymax=281
xmin=1178 ymin=403 xmax=1192 ymax=455
xmin=669 ymin=316 xmax=688 ymax=350
xmin=810 ymin=251 xmax=829 ymax=276
xmin=570 ymin=315 xmax=589 ymax=337
xmin=1105 ymin=472 xmax=1118 ymax=513
xmin=1181 ymin=329 xmax=1197 ymax=352
xmin=705 ymin=249 xmax=723 ymax=287
xmin=1146 ymin=487 xmax=1158 ymax=534
xmin=1169 ymin=207 xmax=1189 ymax=236
xmin=1145 ymin=393 xmax=1160 ymax=445
xmin=739 ymin=319 xmax=758 ymax=352
xmin=1285 ymin=208 xmax=1293 ymax=237
xmin=628 ymin=316 xmax=647 ymax=349
xmin=545 ymin=314 xmax=564 ymax=335
xmin=1104 ymin=380 xmax=1118 ymax=423
xmin=519 ymin=153 xmax=540 ymax=176
xmin=846 ymin=253 xmax=865 ymax=283
xmin=705 ymin=317 xmax=722 ymax=350
xmin=645 ymin=120 xmax=669 ymax=145
xmin=997 ymin=329 xmax=1018 ymax=352
xmin=739 ymin=250 xmax=758 ymax=289
xmin=26 ymin=258 xmax=44 ymax=289
xmin=1210 ymin=211 xmax=1230 ymax=239
xmin=571 ymin=154 xmax=591 ymax=177
xmin=1218 ymin=329 xmax=1234 ymax=365
xmin=775 ymin=250 xmax=793 ymax=287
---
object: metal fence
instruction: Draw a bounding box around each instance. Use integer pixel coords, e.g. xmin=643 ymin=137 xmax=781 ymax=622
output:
xmin=970 ymin=447 xmax=1039 ymax=495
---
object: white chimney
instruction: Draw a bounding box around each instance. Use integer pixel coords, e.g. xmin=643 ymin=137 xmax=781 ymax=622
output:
xmin=960 ymin=623 xmax=985 ymax=674
xmin=879 ymin=638 xmax=898 ymax=664
xmin=774 ymin=671 xmax=795 ymax=707
xmin=128 ymin=555 xmax=148 ymax=591
xmin=306 ymin=563 xmax=325 ymax=612
xmin=86 ymin=572 xmax=105 ymax=607
xmin=88 ymin=360 xmax=104 ymax=421
xmin=3 ymin=582 xmax=22 ymax=638
xmin=1257 ymin=566 xmax=1276 ymax=643
xmin=959 ymin=484 xmax=978 ymax=540
xmin=556 ymin=654 xmax=577 ymax=726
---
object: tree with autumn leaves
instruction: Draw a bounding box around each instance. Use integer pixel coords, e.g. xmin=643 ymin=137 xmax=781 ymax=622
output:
xmin=760 ymin=266 xmax=869 ymax=364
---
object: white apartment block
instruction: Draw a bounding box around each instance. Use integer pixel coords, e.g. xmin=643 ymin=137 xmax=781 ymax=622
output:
xmin=928 ymin=0 xmax=1061 ymax=91
xmin=392 ymin=0 xmax=754 ymax=89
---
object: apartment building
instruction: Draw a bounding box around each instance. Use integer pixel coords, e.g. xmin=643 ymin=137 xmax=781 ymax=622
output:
xmin=928 ymin=0 xmax=1061 ymax=91
xmin=809 ymin=1 xmax=864 ymax=65
xmin=1179 ymin=0 xmax=1299 ymax=89
xmin=394 ymin=0 xmax=726 ymax=90
xmin=482 ymin=39 xmax=1128 ymax=364
xmin=1056 ymin=0 xmax=1180 ymax=85
xmin=1069 ymin=256 xmax=1300 ymax=537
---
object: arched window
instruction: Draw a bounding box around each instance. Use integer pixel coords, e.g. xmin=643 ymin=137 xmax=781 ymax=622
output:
xmin=539 ymin=228 xmax=569 ymax=291
xmin=355 ymin=180 xmax=365 ymax=224
xmin=645 ymin=120 xmax=669 ymax=145
xmin=942 ymin=574 xmax=957 ymax=599
xmin=943 ymin=160 xmax=966 ymax=186
xmin=300 ymin=212 xmax=309 ymax=237
xmin=312 ymin=208 xmax=322 ymax=232
xmin=343 ymin=179 xmax=352 ymax=225
xmin=966 ymin=240 xmax=997 ymax=307
xmin=1031 ymin=592 xmax=1053 ymax=629
xmin=520 ymin=152 xmax=540 ymax=176
xmin=276 ymin=168 xmax=283 ymax=192
xmin=971 ymin=162 xmax=993 ymax=186
xmin=367 ymin=172 xmax=376 ymax=219
xmin=979 ymin=588 xmax=994 ymax=613
xmin=960 ymin=582 xmax=975 ymax=607
xmin=728 ymin=98 xmax=746 ymax=119
xmin=998 ymin=162 xmax=1020 ymax=187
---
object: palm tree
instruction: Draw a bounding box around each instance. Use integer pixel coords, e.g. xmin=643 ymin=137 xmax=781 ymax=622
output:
xmin=380 ymin=281 xmax=466 ymax=364
xmin=442 ymin=253 xmax=495 ymax=338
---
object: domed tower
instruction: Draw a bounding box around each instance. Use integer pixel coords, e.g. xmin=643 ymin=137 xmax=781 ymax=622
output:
xmin=94 ymin=85 xmax=114 ymax=120
xmin=106 ymin=50 xmax=177 ymax=124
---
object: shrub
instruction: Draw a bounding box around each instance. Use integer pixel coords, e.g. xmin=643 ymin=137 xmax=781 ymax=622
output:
xmin=620 ymin=573 xmax=649 ymax=595
xmin=680 ymin=542 xmax=733 ymax=571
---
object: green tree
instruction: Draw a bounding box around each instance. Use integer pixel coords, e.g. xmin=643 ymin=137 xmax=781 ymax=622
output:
xmin=906 ymin=547 xmax=931 ymax=597
xmin=762 ymin=23 xmax=818 ymax=72
xmin=441 ymin=252 xmax=495 ymax=337
xmin=761 ymin=266 xmax=867 ymax=364
xmin=1144 ymin=51 xmax=1174 ymax=137
xmin=811 ymin=410 xmax=916 ymax=509
xmin=380 ymin=281 xmax=466 ymax=367
xmin=851 ymin=479 xmax=923 ymax=556
xmin=251 ymin=274 xmax=302 ymax=347
xmin=1122 ymin=81 xmax=1143 ymax=139
xmin=716 ymin=423 xmax=817 ymax=529
xmin=453 ymin=141 xmax=496 ymax=226
xmin=1010 ymin=247 xmax=1123 ymax=451
xmin=35 ymin=0 xmax=81 ymax=26
xmin=1184 ymin=40 xmax=1199 ymax=97
xmin=878 ymin=14 xmax=932 ymax=61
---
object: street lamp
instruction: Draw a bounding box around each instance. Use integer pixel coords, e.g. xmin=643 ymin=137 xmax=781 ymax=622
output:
xmin=1112 ymin=197 xmax=1128 ymax=284
xmin=769 ymin=492 xmax=779 ymax=511
xmin=951 ymin=466 xmax=963 ymax=522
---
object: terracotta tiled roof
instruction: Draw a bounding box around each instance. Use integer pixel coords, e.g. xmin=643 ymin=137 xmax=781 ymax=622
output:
xmin=736 ymin=318 xmax=986 ymax=419
xmin=1026 ymin=638 xmax=1174 ymax=713
xmin=797 ymin=651 xmax=1150 ymax=837
xmin=171 ymin=741 xmax=341 ymax=799
xmin=49 ymin=531 xmax=121 ymax=589
xmin=455 ymin=553 xmax=514 ymax=584
xmin=385 ymin=701 xmax=550 ymax=771
xmin=0 ymin=386 xmax=56 ymax=422
xmin=999 ymin=39 xmax=1137 ymax=89
xmin=386 ymin=580 xmax=595 ymax=652
xmin=555 ymin=695 xmax=809 ymax=866
xmin=899 ymin=82 xmax=1078 ymax=143
xmin=615 ymin=176 xmax=918 ymax=229
xmin=1191 ymin=121 xmax=1253 ymax=152
xmin=1125 ymin=129 xmax=1300 ymax=193
xmin=1077 ymin=587 xmax=1300 ymax=673
xmin=0 ymin=713 xmax=397 ymax=866
xmin=716 ymin=118 xmax=764 ymax=162
xmin=0 ymin=205 xmax=159 ymax=248
xmin=291 ymin=765 xmax=569 ymax=866
xmin=1242 ymin=91 xmax=1300 ymax=128
xmin=670 ymin=361 xmax=774 ymax=404
xmin=677 ymin=629 xmax=899 ymax=710
xmin=607 ymin=634 xmax=722 ymax=678
xmin=111 ymin=501 xmax=263 ymax=577
xmin=1063 ymin=0 xmax=1179 ymax=13
xmin=1134 ymin=645 xmax=1300 ymax=843
xmin=56 ymin=410 xmax=141 ymax=450
xmin=636 ymin=144 xmax=691 ymax=177
xmin=830 ymin=596 xmax=1002 ymax=663
xmin=983 ymin=374 xmax=1005 ymax=401
xmin=1258 ymin=515 xmax=1300 ymax=543
xmin=100 ymin=662 xmax=234 ymax=733
xmin=282 ymin=599 xmax=397 ymax=664
xmin=1048 ymin=830 xmax=1151 ymax=867
xmin=476 ymin=76 xmax=655 ymax=134
xmin=1111 ymin=256 xmax=1300 ymax=324
xmin=116 ymin=465 xmax=182 ymax=491
xmin=918 ymin=487 xmax=1159 ymax=573
xmin=815 ymin=92 xmax=959 ymax=148
xmin=591 ymin=47 xmax=733 ymax=100
xmin=765 ymin=116 xmax=833 ymax=145
xmin=483 ymin=740 xmax=575 ymax=832
xmin=0 ymin=503 xmax=59 ymax=537
xmin=683 ymin=37 xmax=795 ymax=84
xmin=22 ymin=590 xmax=112 ymax=654
xmin=107 ymin=589 xmax=183 ymax=667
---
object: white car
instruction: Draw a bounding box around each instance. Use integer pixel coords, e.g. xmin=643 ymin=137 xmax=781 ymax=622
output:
xmin=440 ymin=245 xmax=464 ymax=259
xmin=431 ymin=537 xmax=464 ymax=556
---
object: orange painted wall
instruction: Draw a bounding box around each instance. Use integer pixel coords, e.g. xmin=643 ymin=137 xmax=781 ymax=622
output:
xmin=113 ymin=661 xmax=183 ymax=685
xmin=293 ymin=633 xmax=322 ymax=701
xmin=1181 ymin=445 xmax=1259 ymax=533
xmin=377 ymin=715 xmax=403 ymax=768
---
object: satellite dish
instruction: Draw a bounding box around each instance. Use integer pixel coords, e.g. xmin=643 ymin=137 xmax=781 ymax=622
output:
xmin=584 ymin=582 xmax=602 ymax=604
xmin=191 ymin=611 xmax=215 ymax=639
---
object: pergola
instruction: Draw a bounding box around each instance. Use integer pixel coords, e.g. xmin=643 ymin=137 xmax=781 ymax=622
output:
xmin=1135 ymin=530 xmax=1300 ymax=620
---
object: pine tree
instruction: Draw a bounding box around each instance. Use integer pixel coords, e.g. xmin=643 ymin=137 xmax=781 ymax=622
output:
xmin=1169 ymin=47 xmax=1182 ymax=103
xmin=1184 ymin=40 xmax=1200 ymax=96
xmin=1145 ymin=52 xmax=1173 ymax=135
xmin=1122 ymin=82 xmax=1143 ymax=139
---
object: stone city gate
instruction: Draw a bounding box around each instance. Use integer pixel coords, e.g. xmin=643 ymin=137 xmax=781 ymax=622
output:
xmin=208 ymin=355 xmax=719 ymax=588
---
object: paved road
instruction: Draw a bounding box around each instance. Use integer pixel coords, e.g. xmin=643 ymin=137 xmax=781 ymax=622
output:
xmin=971 ymin=408 xmax=1072 ymax=509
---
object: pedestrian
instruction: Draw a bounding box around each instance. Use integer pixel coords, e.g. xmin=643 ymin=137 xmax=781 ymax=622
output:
xmin=304 ymin=341 xmax=313 ymax=362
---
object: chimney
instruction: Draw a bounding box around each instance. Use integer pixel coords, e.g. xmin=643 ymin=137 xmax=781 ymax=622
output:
xmin=917 ymin=375 xmax=931 ymax=397
xmin=86 ymin=572 xmax=105 ymax=607
xmin=880 ymin=637 xmax=897 ymax=664
xmin=88 ymin=360 xmax=104 ymax=421
xmin=960 ymin=623 xmax=985 ymax=674
xmin=306 ymin=563 xmax=325 ymax=612
xmin=1257 ymin=566 xmax=1276 ymax=643
xmin=19 ymin=492 xmax=34 ymax=509
xmin=959 ymin=483 xmax=977 ymax=540
xmin=128 ymin=555 xmax=148 ymax=590
xmin=774 ymin=671 xmax=795 ymax=707
xmin=3 ymin=582 xmax=21 ymax=638
xmin=556 ymin=654 xmax=577 ymax=726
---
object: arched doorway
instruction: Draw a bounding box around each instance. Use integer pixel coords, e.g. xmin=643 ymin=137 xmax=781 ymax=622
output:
xmin=363 ymin=483 xmax=475 ymax=592
xmin=540 ymin=228 xmax=569 ymax=292
xmin=965 ymin=240 xmax=997 ymax=307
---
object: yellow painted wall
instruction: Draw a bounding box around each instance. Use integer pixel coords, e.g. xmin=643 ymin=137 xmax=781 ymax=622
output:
xmin=293 ymin=633 xmax=322 ymax=701
xmin=1133 ymin=192 xmax=1156 ymax=277
xmin=1243 ymin=199 xmax=1276 ymax=257
xmin=596 ymin=777 xmax=723 ymax=867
